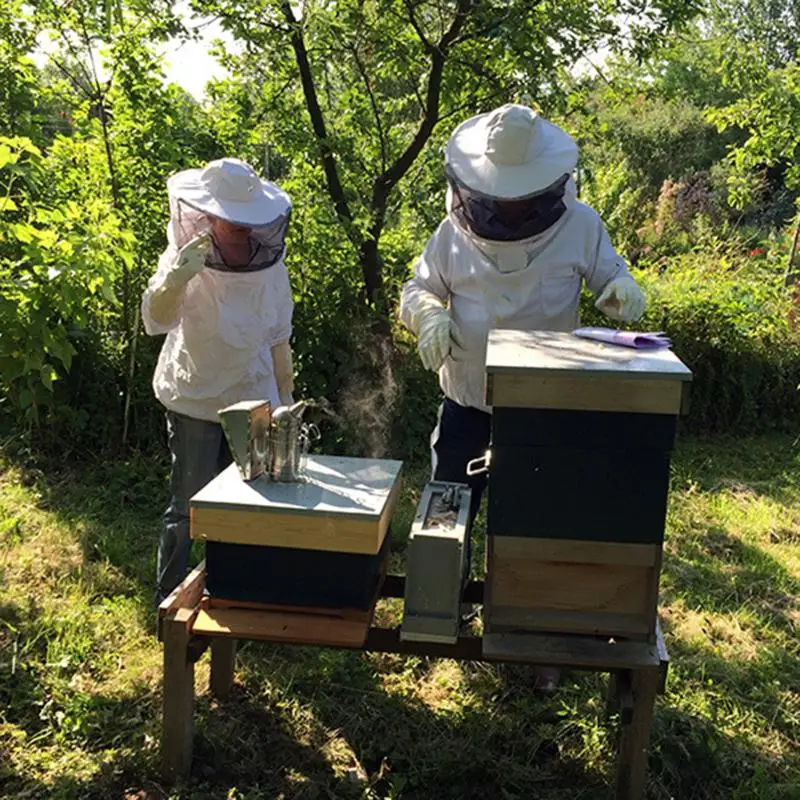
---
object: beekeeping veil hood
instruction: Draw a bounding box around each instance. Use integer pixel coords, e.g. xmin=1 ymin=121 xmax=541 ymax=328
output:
xmin=166 ymin=157 xmax=292 ymax=267
xmin=445 ymin=104 xmax=579 ymax=242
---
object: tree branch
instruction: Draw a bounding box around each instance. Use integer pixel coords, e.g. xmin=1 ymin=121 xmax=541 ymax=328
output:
xmin=374 ymin=0 xmax=471 ymax=200
xmin=350 ymin=43 xmax=388 ymax=173
xmin=280 ymin=1 xmax=358 ymax=243
xmin=403 ymin=0 xmax=433 ymax=51
xmin=55 ymin=27 xmax=97 ymax=98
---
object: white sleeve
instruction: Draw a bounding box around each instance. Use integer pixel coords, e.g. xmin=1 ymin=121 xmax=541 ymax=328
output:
xmin=399 ymin=220 xmax=452 ymax=333
xmin=579 ymin=213 xmax=631 ymax=297
xmin=267 ymin=261 xmax=294 ymax=346
xmin=141 ymin=246 xmax=181 ymax=336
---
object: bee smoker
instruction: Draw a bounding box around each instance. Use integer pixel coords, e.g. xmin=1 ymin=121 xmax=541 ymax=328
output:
xmin=218 ymin=399 xmax=319 ymax=483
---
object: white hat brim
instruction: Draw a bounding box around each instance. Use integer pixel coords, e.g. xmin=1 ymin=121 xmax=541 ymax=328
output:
xmin=446 ymin=113 xmax=578 ymax=199
xmin=167 ymin=169 xmax=291 ymax=227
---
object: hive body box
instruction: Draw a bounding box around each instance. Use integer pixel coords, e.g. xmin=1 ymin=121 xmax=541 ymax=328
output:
xmin=190 ymin=455 xmax=403 ymax=616
xmin=484 ymin=329 xmax=692 ymax=640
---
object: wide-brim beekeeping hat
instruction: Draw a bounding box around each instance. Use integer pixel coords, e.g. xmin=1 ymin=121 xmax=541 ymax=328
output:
xmin=445 ymin=104 xmax=578 ymax=199
xmin=167 ymin=157 xmax=291 ymax=227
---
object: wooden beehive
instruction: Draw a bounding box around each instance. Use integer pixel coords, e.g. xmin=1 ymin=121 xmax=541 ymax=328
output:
xmin=190 ymin=454 xmax=403 ymax=615
xmin=483 ymin=329 xmax=692 ymax=640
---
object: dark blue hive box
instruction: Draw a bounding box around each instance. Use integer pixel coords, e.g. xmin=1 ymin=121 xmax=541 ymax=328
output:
xmin=190 ymin=455 xmax=403 ymax=615
xmin=483 ymin=329 xmax=692 ymax=641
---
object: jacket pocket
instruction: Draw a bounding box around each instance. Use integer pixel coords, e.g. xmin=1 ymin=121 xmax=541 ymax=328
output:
xmin=540 ymin=270 xmax=581 ymax=319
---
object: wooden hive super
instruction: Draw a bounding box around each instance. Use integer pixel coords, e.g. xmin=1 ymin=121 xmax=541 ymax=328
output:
xmin=189 ymin=454 xmax=403 ymax=633
xmin=483 ymin=329 xmax=692 ymax=640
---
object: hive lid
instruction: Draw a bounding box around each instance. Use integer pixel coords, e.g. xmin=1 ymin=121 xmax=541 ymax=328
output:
xmin=486 ymin=329 xmax=693 ymax=381
xmin=485 ymin=329 xmax=692 ymax=413
xmin=192 ymin=454 xmax=403 ymax=520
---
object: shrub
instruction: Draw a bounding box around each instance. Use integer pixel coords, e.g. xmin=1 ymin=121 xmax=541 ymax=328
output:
xmin=582 ymin=252 xmax=800 ymax=433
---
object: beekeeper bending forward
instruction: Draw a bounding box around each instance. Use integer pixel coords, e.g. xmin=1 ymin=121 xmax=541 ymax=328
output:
xmin=142 ymin=158 xmax=296 ymax=605
xmin=400 ymin=104 xmax=646 ymax=520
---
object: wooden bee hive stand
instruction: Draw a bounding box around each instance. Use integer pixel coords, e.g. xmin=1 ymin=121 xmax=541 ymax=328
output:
xmin=159 ymin=565 xmax=669 ymax=800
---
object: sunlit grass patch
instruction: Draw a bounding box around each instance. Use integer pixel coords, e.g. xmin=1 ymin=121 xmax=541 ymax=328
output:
xmin=1 ymin=436 xmax=799 ymax=799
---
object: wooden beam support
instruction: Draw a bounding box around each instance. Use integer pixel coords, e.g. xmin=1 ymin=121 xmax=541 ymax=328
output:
xmin=161 ymin=608 xmax=196 ymax=783
xmin=210 ymin=638 xmax=238 ymax=701
xmin=158 ymin=560 xmax=206 ymax=641
xmin=615 ymin=666 xmax=661 ymax=800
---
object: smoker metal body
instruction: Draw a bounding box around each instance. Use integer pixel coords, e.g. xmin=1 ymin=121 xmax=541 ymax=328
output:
xmin=400 ymin=481 xmax=472 ymax=644
xmin=218 ymin=400 xmax=271 ymax=481
xmin=218 ymin=400 xmax=313 ymax=484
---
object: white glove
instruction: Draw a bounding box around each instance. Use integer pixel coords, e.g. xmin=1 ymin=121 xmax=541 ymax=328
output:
xmin=418 ymin=306 xmax=462 ymax=372
xmin=146 ymin=233 xmax=210 ymax=326
xmin=596 ymin=276 xmax=646 ymax=322
xmin=272 ymin=340 xmax=294 ymax=406
xmin=164 ymin=232 xmax=210 ymax=288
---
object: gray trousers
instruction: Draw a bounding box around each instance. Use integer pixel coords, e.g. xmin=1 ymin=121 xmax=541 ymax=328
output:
xmin=156 ymin=411 xmax=232 ymax=605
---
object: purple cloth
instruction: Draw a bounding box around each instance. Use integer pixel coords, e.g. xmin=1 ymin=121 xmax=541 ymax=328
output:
xmin=572 ymin=327 xmax=672 ymax=349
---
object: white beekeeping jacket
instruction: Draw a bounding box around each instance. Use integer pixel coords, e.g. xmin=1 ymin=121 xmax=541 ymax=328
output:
xmin=399 ymin=199 xmax=631 ymax=413
xmin=141 ymin=197 xmax=293 ymax=422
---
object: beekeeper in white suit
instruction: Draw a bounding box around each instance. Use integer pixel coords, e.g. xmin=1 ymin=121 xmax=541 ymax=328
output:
xmin=142 ymin=157 xmax=296 ymax=605
xmin=400 ymin=103 xmax=645 ymax=692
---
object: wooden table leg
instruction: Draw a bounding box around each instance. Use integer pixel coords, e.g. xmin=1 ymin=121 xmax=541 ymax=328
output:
xmin=161 ymin=608 xmax=196 ymax=783
xmin=210 ymin=637 xmax=237 ymax=700
xmin=605 ymin=671 xmax=620 ymax=721
xmin=615 ymin=665 xmax=661 ymax=800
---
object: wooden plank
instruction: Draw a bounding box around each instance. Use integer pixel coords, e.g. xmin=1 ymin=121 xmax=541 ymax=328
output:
xmin=161 ymin=608 xmax=196 ymax=783
xmin=491 ymin=537 xmax=660 ymax=567
xmin=157 ymin=561 xmax=205 ymax=641
xmin=192 ymin=608 xmax=369 ymax=648
xmin=192 ymin=506 xmax=383 ymax=554
xmin=488 ymin=547 xmax=652 ymax=616
xmin=210 ymin=638 xmax=237 ymax=701
xmin=487 ymin=373 xmax=685 ymax=415
xmin=616 ymin=666 xmax=662 ymax=799
xmin=482 ymin=632 xmax=661 ymax=670
xmin=644 ymin=549 xmax=664 ymax=643
xmin=201 ymin=595 xmax=373 ymax=624
xmin=485 ymin=606 xmax=651 ymax=638
xmin=485 ymin=329 xmax=693 ymax=380
xmin=190 ymin=457 xmax=403 ymax=554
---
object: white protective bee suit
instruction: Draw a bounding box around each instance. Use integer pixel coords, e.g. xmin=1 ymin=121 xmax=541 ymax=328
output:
xmin=142 ymin=160 xmax=295 ymax=419
xmin=142 ymin=157 xmax=296 ymax=605
xmin=399 ymin=104 xmax=645 ymax=414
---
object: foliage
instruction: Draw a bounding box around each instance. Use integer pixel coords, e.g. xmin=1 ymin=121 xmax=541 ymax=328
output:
xmin=708 ymin=56 xmax=800 ymax=213
xmin=194 ymin=0 xmax=701 ymax=318
xmin=0 ymin=136 xmax=132 ymax=433
xmin=0 ymin=0 xmax=799 ymax=459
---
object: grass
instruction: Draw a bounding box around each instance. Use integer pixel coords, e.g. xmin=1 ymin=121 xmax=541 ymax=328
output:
xmin=0 ymin=434 xmax=799 ymax=799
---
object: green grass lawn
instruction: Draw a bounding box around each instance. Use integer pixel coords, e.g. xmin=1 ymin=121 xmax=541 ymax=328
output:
xmin=1 ymin=434 xmax=799 ymax=800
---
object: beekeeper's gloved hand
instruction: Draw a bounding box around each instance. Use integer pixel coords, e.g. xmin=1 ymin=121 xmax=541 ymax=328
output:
xmin=417 ymin=306 xmax=464 ymax=372
xmin=596 ymin=276 xmax=646 ymax=322
xmin=147 ymin=233 xmax=210 ymax=326
xmin=165 ymin=232 xmax=210 ymax=288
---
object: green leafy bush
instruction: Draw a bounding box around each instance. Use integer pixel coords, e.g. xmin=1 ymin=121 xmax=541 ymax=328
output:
xmin=583 ymin=253 xmax=800 ymax=433
xmin=0 ymin=136 xmax=132 ymax=435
